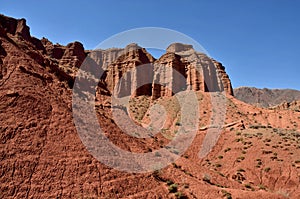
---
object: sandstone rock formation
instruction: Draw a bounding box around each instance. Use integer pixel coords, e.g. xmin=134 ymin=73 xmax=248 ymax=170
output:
xmin=0 ymin=14 xmax=234 ymax=99
xmin=103 ymin=44 xmax=155 ymax=97
xmin=0 ymin=14 xmax=30 ymax=41
xmin=270 ymin=100 xmax=300 ymax=111
xmin=152 ymin=52 xmax=187 ymax=99
xmin=166 ymin=43 xmax=233 ymax=95
xmin=0 ymin=14 xmax=86 ymax=86
xmin=2 ymin=14 xmax=299 ymax=199
xmin=96 ymin=42 xmax=233 ymax=98
xmin=41 ymin=38 xmax=86 ymax=76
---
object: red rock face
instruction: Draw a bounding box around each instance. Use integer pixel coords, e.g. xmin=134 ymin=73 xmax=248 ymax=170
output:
xmin=104 ymin=45 xmax=155 ymax=97
xmin=152 ymin=52 xmax=187 ymax=99
xmin=0 ymin=14 xmax=234 ymax=98
xmin=213 ymin=59 xmax=234 ymax=95
xmin=166 ymin=43 xmax=233 ymax=95
xmin=41 ymin=38 xmax=86 ymax=74
xmin=99 ymin=43 xmax=233 ymax=98
xmin=3 ymin=14 xmax=299 ymax=199
xmin=0 ymin=15 xmax=30 ymax=41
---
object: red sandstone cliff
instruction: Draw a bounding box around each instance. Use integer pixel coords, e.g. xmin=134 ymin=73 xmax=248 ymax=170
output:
xmin=99 ymin=43 xmax=233 ymax=98
xmin=2 ymin=14 xmax=298 ymax=199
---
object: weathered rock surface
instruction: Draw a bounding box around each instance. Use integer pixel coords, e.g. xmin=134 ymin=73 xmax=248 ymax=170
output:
xmin=0 ymin=15 xmax=167 ymax=198
xmin=41 ymin=38 xmax=86 ymax=76
xmin=234 ymin=87 xmax=300 ymax=107
xmin=270 ymin=100 xmax=300 ymax=111
xmin=0 ymin=14 xmax=31 ymax=41
xmin=152 ymin=52 xmax=187 ymax=99
xmin=1 ymin=14 xmax=299 ymax=199
xmin=103 ymin=44 xmax=155 ymax=97
xmin=166 ymin=43 xmax=233 ymax=95
xmin=99 ymin=42 xmax=234 ymax=98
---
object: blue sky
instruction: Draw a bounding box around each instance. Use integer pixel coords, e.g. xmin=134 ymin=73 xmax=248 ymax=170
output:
xmin=1 ymin=0 xmax=299 ymax=90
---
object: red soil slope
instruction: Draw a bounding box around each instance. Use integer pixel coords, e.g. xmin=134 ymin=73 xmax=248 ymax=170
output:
xmin=1 ymin=14 xmax=299 ymax=199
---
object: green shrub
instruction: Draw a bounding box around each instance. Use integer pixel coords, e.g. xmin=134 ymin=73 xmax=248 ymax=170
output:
xmin=258 ymin=184 xmax=266 ymax=190
xmin=175 ymin=122 xmax=181 ymax=126
xmin=245 ymin=184 xmax=252 ymax=189
xmin=175 ymin=192 xmax=185 ymax=199
xmin=264 ymin=167 xmax=271 ymax=172
xmin=224 ymin=148 xmax=231 ymax=153
xmin=166 ymin=180 xmax=174 ymax=185
xmin=215 ymin=163 xmax=222 ymax=168
xmin=238 ymin=156 xmax=245 ymax=161
xmin=168 ymin=183 xmax=178 ymax=193
xmin=237 ymin=168 xmax=245 ymax=172
xmin=221 ymin=190 xmax=232 ymax=199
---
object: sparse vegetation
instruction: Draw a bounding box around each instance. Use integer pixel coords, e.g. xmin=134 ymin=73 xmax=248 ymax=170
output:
xmin=217 ymin=172 xmax=225 ymax=177
xmin=174 ymin=192 xmax=186 ymax=199
xmin=168 ymin=183 xmax=178 ymax=193
xmin=215 ymin=163 xmax=222 ymax=168
xmin=224 ymin=147 xmax=231 ymax=153
xmin=237 ymin=168 xmax=246 ymax=172
xmin=264 ymin=167 xmax=271 ymax=172
xmin=221 ymin=190 xmax=232 ymax=199
xmin=183 ymin=154 xmax=189 ymax=159
xmin=175 ymin=122 xmax=181 ymax=126
xmin=3 ymin=14 xmax=300 ymax=199
xmin=202 ymin=174 xmax=211 ymax=183
xmin=244 ymin=183 xmax=253 ymax=190
xmin=262 ymin=150 xmax=272 ymax=154
xmin=236 ymin=132 xmax=242 ymax=136
xmin=258 ymin=184 xmax=266 ymax=190
xmin=256 ymin=159 xmax=263 ymax=168
xmin=238 ymin=156 xmax=245 ymax=161
xmin=183 ymin=184 xmax=189 ymax=188
xmin=166 ymin=180 xmax=174 ymax=186
xmin=270 ymin=156 xmax=278 ymax=160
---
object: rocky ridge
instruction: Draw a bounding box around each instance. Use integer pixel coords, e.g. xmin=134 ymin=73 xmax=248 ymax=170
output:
xmin=0 ymin=15 xmax=233 ymax=99
xmin=234 ymin=87 xmax=300 ymax=108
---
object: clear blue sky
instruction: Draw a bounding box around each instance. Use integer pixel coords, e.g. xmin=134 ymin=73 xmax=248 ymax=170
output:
xmin=1 ymin=0 xmax=299 ymax=90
